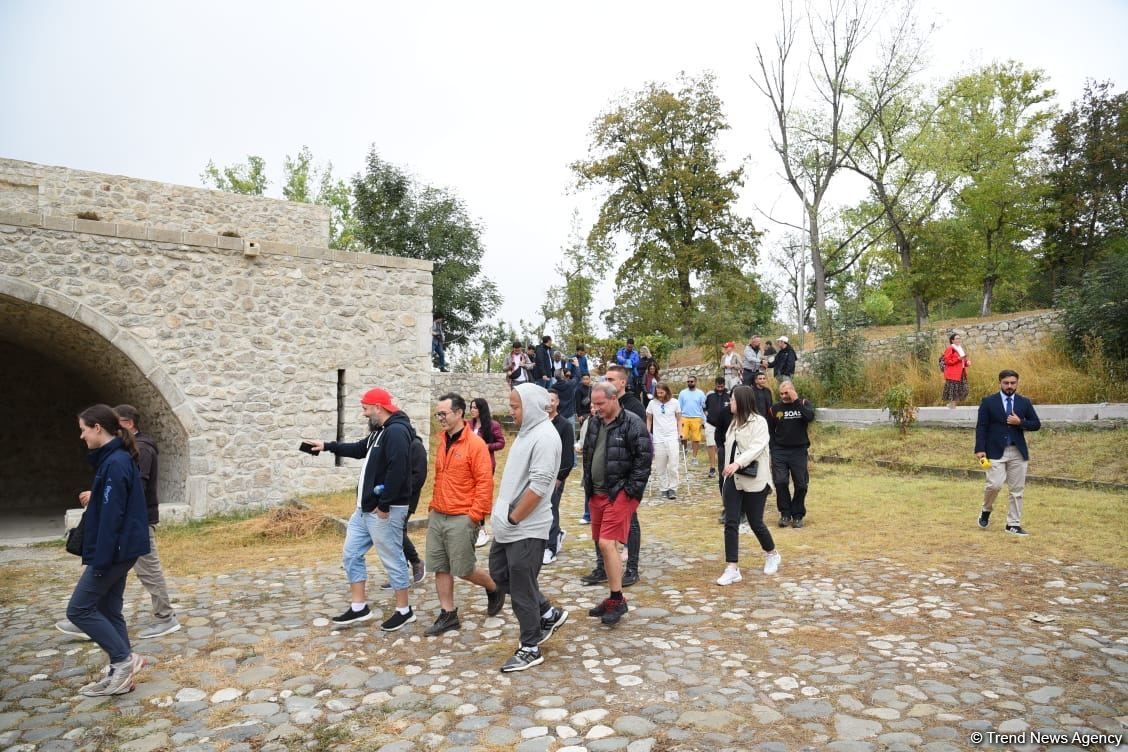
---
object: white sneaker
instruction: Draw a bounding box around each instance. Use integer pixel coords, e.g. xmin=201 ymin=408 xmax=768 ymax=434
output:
xmin=557 ymin=529 xmax=567 ymax=554
xmin=764 ymin=551 xmax=781 ymax=575
xmin=475 ymin=528 xmax=489 ymax=548
xmin=543 ymin=549 xmax=557 ymax=564
xmin=716 ymin=567 xmax=742 ymax=586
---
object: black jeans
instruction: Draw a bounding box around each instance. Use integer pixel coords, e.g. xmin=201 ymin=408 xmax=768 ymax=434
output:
xmin=593 ymin=511 xmax=640 ymax=572
xmin=716 ymin=439 xmax=726 ymax=495
xmin=402 ymin=511 xmax=420 ymax=565
xmin=67 ymin=558 xmax=137 ymax=663
xmin=772 ymin=446 xmax=809 ymax=519
xmin=721 ymin=479 xmax=774 ymax=562
xmin=489 ymin=537 xmax=552 ymax=647
xmin=547 ymin=481 xmax=565 ymax=554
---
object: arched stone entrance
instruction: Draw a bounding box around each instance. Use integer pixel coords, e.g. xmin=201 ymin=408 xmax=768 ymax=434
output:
xmin=0 ymin=282 xmax=195 ymax=536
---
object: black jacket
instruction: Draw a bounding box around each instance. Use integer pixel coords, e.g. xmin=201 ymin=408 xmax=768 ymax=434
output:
xmin=751 ymin=386 xmax=774 ymax=425
xmin=770 ymin=399 xmax=815 ymax=448
xmin=619 ymin=393 xmax=646 ymax=422
xmin=705 ymin=390 xmax=732 ymax=445
xmin=135 ymin=431 xmax=160 ymax=524
xmin=575 ymin=383 xmax=592 ymax=417
xmin=534 ymin=344 xmax=553 ymax=380
xmin=326 ymin=412 xmax=416 ymax=512
xmin=552 ymin=414 xmax=576 ymax=482
xmin=551 ymin=378 xmax=578 ymax=419
xmin=773 ymin=346 xmax=797 ymax=377
xmin=582 ymin=409 xmax=652 ymax=501
xmin=83 ymin=438 xmax=151 ymax=572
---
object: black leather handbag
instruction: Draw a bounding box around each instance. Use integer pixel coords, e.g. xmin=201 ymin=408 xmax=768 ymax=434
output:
xmin=65 ymin=514 xmax=85 ymax=556
xmin=730 ymin=441 xmax=759 ymax=477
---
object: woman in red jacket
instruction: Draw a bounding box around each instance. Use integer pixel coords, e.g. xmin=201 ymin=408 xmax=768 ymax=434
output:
xmin=942 ymin=333 xmax=972 ymax=408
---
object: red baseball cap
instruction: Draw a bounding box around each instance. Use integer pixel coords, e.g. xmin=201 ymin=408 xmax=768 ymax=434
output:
xmin=724 ymin=341 xmax=735 ymax=348
xmin=360 ymin=388 xmax=399 ymax=411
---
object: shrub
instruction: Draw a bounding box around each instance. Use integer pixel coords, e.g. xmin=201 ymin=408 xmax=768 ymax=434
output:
xmin=76 ymin=210 xmax=100 ymax=221
xmin=884 ymin=383 xmax=917 ymax=435
xmin=1057 ymin=250 xmax=1128 ymax=370
xmin=861 ymin=292 xmax=896 ymax=325
xmin=809 ymin=321 xmax=865 ymax=403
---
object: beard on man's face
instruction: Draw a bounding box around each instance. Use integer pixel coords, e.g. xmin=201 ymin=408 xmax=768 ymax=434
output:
xmin=368 ymin=416 xmax=382 ymax=432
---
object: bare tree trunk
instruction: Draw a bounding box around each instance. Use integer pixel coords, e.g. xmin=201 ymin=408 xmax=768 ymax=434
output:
xmin=808 ymin=206 xmax=827 ymax=328
xmin=980 ymin=276 xmax=996 ymax=316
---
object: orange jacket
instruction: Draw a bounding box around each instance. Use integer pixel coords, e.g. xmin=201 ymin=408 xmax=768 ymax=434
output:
xmin=429 ymin=426 xmax=494 ymax=523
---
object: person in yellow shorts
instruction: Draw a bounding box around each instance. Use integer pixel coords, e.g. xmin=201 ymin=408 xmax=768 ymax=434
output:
xmin=677 ymin=376 xmax=708 ymax=463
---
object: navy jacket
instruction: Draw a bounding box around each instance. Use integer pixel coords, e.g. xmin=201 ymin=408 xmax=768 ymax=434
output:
xmin=975 ymin=392 xmax=1040 ymax=461
xmin=551 ymin=378 xmax=578 ymax=419
xmin=83 ymin=437 xmax=151 ymax=572
xmin=326 ymin=412 xmax=415 ymax=512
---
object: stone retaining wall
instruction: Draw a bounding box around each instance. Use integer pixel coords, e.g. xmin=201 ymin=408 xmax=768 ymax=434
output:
xmin=430 ymin=372 xmax=512 ymax=415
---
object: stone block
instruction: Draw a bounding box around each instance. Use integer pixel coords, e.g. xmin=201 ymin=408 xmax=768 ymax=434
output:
xmin=217 ymin=234 xmax=243 ymax=251
xmin=0 ymin=210 xmax=40 ymax=227
xmin=34 ymin=286 xmax=81 ymax=318
xmin=75 ymin=217 xmax=117 ymax=236
xmin=183 ymin=231 xmax=218 ymax=247
xmin=159 ymin=504 xmax=192 ymax=524
xmin=42 ymin=214 xmax=75 ymax=231
xmin=146 ymin=226 xmax=182 ymax=243
xmin=115 ymin=221 xmax=147 ymax=240
xmin=260 ymin=240 xmax=299 ymax=257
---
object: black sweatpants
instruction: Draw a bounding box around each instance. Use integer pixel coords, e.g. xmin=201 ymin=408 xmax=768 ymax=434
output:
xmin=772 ymin=445 xmax=809 ymax=519
xmin=721 ymin=478 xmax=774 ymax=562
xmin=489 ymin=537 xmax=551 ymax=647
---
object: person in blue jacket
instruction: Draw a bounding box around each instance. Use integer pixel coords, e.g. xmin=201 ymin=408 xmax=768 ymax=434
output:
xmin=68 ymin=404 xmax=151 ymax=697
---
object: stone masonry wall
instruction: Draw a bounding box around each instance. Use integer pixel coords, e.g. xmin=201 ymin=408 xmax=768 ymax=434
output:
xmin=0 ymin=210 xmax=432 ymax=517
xmin=430 ymin=372 xmax=513 ymax=417
xmin=0 ymin=158 xmax=329 ymax=247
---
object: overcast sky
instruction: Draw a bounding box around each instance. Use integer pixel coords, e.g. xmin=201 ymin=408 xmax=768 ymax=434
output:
xmin=2 ymin=1 xmax=1125 ymax=335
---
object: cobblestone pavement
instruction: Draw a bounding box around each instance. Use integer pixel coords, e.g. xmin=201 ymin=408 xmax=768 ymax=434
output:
xmin=1 ymin=523 xmax=1125 ymax=752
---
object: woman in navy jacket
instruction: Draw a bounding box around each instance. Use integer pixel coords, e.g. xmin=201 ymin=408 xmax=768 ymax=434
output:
xmin=68 ymin=404 xmax=151 ymax=697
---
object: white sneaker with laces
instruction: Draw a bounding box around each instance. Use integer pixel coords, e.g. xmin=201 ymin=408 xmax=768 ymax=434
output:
xmin=543 ymin=548 xmax=557 ymax=564
xmin=716 ymin=567 xmax=742 ymax=586
xmin=764 ymin=551 xmax=781 ymax=575
xmin=475 ymin=528 xmax=490 ymax=548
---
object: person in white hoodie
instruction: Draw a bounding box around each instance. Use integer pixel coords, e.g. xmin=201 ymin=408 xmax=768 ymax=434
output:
xmin=717 ymin=385 xmax=781 ymax=585
xmin=489 ymin=384 xmax=570 ymax=672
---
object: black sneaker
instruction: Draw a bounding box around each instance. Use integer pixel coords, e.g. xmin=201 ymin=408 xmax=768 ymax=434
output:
xmin=978 ymin=511 xmax=990 ymax=529
xmin=486 ymin=587 xmax=506 ymax=617
xmin=600 ymin=598 xmax=628 ymax=626
xmin=380 ymin=608 xmax=416 ymax=632
xmin=537 ymin=608 xmax=569 ymax=644
xmin=778 ymin=515 xmax=791 ymax=528
xmin=412 ymin=560 xmax=427 ymax=583
xmin=580 ymin=569 xmax=608 ymax=586
xmin=667 ymin=490 xmax=676 ymax=500
xmin=500 ymin=645 xmax=544 ymax=673
xmin=791 ymin=517 xmax=804 ymax=529
xmin=424 ymin=609 xmax=460 ymax=636
xmin=622 ymin=569 xmax=639 ymax=587
xmin=1005 ymin=525 xmax=1029 ymax=536
xmin=708 ymin=467 xmax=716 ymax=478
xmin=330 ymin=605 xmax=374 ymax=626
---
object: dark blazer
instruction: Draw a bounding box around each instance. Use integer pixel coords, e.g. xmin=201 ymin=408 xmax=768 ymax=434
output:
xmin=975 ymin=392 xmax=1041 ymax=461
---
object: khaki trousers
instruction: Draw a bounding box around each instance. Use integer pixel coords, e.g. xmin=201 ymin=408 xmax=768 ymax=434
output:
xmin=132 ymin=525 xmax=175 ymax=620
xmin=982 ymin=445 xmax=1028 ymax=527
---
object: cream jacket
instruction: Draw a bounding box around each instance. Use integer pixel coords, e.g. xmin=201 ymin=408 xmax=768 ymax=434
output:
xmin=724 ymin=414 xmax=773 ymax=493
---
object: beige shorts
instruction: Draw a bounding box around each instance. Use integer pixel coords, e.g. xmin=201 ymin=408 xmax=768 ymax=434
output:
xmin=704 ymin=422 xmax=716 ymax=448
xmin=426 ymin=511 xmax=479 ymax=577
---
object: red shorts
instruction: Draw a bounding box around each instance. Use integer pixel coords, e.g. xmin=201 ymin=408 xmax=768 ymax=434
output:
xmin=590 ymin=491 xmax=640 ymax=544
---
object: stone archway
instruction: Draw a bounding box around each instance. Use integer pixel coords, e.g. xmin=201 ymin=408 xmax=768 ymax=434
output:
xmin=0 ymin=279 xmax=199 ymax=536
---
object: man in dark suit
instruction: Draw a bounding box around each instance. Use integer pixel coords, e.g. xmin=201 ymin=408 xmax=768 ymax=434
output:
xmin=974 ymin=370 xmax=1041 ymax=535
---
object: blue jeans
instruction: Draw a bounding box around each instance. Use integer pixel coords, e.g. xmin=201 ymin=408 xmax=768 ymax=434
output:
xmin=343 ymin=507 xmax=410 ymax=591
xmin=67 ymin=559 xmax=137 ymax=663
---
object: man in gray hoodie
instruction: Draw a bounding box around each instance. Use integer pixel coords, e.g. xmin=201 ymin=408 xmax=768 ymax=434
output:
xmin=490 ymin=384 xmax=570 ymax=672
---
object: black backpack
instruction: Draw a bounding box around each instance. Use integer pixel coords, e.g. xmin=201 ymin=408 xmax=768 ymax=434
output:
xmin=408 ymin=431 xmax=428 ymax=514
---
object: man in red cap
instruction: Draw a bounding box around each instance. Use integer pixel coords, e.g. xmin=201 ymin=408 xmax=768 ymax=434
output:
xmin=307 ymin=387 xmax=419 ymax=632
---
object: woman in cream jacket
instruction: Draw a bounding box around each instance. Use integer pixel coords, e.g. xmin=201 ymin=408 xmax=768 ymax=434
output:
xmin=717 ymin=385 xmax=781 ymax=585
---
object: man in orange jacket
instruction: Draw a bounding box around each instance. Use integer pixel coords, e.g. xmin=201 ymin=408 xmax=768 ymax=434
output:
xmin=426 ymin=392 xmax=505 ymax=635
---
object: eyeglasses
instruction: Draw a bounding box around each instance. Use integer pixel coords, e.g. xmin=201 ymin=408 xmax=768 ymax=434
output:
xmin=435 ymin=411 xmax=451 ymax=419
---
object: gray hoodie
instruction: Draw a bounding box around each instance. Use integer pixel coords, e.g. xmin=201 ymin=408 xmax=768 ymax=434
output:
xmin=491 ymin=384 xmax=561 ymax=544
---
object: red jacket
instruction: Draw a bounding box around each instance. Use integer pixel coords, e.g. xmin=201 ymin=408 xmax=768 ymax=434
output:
xmin=429 ymin=426 xmax=494 ymax=523
xmin=942 ymin=346 xmax=968 ymax=381
xmin=470 ymin=419 xmax=506 ymax=472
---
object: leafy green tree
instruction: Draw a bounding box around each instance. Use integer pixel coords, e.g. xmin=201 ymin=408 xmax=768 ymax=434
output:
xmin=281 ymin=146 xmax=359 ymax=250
xmin=352 ymin=147 xmax=500 ymax=345
xmin=1042 ymin=81 xmax=1128 ymax=293
xmin=1056 ymin=248 xmax=1128 ymax=369
xmin=941 ymin=62 xmax=1055 ymax=315
xmin=200 ymin=155 xmax=268 ymax=195
xmin=541 ymin=211 xmax=613 ymax=349
xmin=573 ymin=72 xmax=761 ymax=339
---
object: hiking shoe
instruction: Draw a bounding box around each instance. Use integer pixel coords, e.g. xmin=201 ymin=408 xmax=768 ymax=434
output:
xmin=978 ymin=511 xmax=990 ymax=529
xmin=500 ymin=645 xmax=544 ymax=673
xmin=79 ymin=670 xmax=115 ymax=696
xmin=579 ymin=514 xmax=591 ymax=525
xmin=580 ymin=568 xmax=607 ymax=586
xmin=622 ymin=569 xmax=639 ymax=587
xmin=138 ymin=617 xmax=181 ymax=640
xmin=381 ymin=608 xmax=416 ymax=632
xmin=413 ymin=560 xmax=427 ymax=583
xmin=330 ymin=605 xmax=373 ymax=626
xmin=486 ymin=587 xmax=506 ymax=617
xmin=424 ymin=609 xmax=460 ymax=636
xmin=55 ymin=620 xmax=90 ymax=640
xmin=708 ymin=467 xmax=717 ymax=478
xmin=1005 ymin=525 xmax=1029 ymax=536
xmin=543 ymin=548 xmax=557 ymax=565
xmin=778 ymin=515 xmax=791 ymax=528
xmin=716 ymin=567 xmax=742 ymax=586
xmin=81 ymin=657 xmax=136 ymax=696
xmin=791 ymin=517 xmax=804 ymax=529
xmin=474 ymin=528 xmax=490 ymax=548
xmin=537 ymin=608 xmax=569 ymax=644
xmin=764 ymin=551 xmax=781 ymax=575
xmin=600 ymin=598 xmax=628 ymax=626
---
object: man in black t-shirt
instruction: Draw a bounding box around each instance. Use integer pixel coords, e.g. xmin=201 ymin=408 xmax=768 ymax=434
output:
xmin=770 ymin=381 xmax=815 ymax=529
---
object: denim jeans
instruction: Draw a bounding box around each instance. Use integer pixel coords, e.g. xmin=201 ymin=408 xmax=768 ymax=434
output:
xmin=67 ymin=558 xmax=137 ymax=663
xmin=342 ymin=507 xmax=410 ymax=591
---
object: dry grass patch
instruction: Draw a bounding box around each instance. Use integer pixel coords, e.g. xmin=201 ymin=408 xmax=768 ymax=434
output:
xmin=0 ymin=565 xmax=47 ymax=605
xmin=811 ymin=423 xmax=1128 ymax=484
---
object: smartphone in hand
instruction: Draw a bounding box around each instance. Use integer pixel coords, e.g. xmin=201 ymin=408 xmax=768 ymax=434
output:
xmin=299 ymin=441 xmax=320 ymax=456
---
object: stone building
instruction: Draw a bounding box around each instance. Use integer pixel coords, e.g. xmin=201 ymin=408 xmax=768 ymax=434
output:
xmin=0 ymin=158 xmax=432 ymax=534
